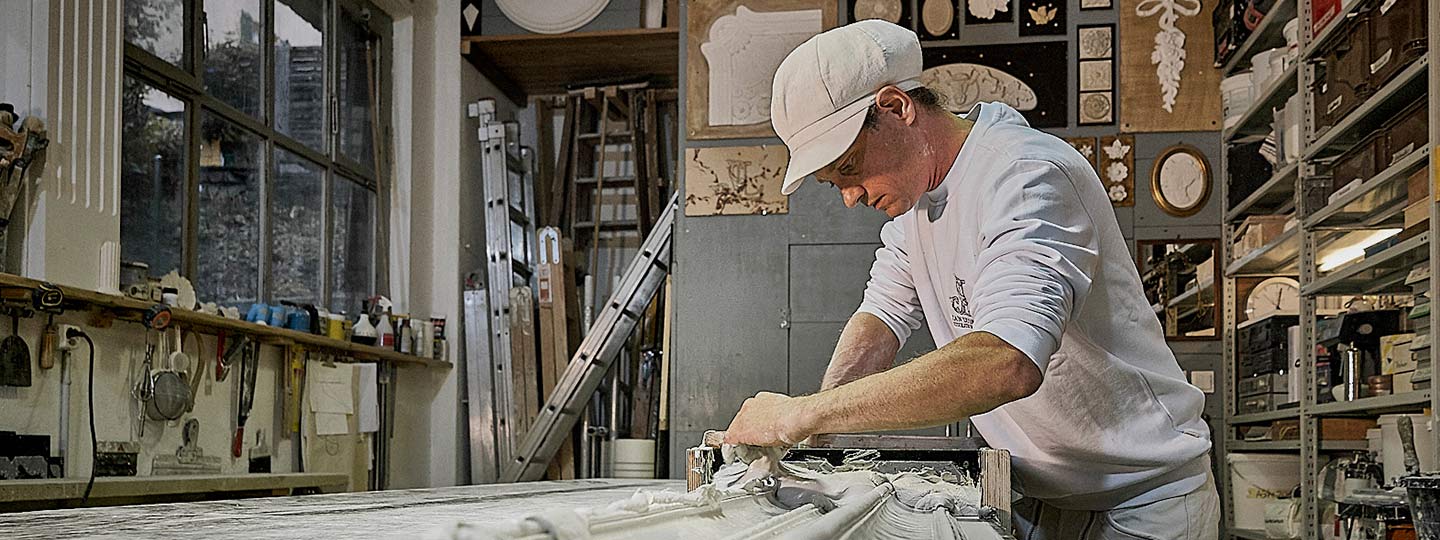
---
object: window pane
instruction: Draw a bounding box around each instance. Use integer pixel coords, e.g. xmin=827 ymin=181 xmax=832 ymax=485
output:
xmin=275 ymin=0 xmax=326 ymax=152
xmin=204 ymin=0 xmax=264 ymax=119
xmin=270 ymin=149 xmax=324 ymax=306
xmin=120 ymin=77 xmax=186 ymax=279
xmin=337 ymin=6 xmax=376 ymax=170
xmin=197 ymin=113 xmax=262 ymax=307
xmin=125 ymin=0 xmax=185 ymax=67
xmin=329 ymin=178 xmax=374 ymax=314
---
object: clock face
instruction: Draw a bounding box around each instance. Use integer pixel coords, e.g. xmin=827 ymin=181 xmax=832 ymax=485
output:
xmin=1152 ymin=146 xmax=1211 ymax=217
xmin=1246 ymin=277 xmax=1300 ymax=319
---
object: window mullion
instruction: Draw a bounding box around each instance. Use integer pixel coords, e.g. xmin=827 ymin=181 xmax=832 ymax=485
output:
xmin=321 ymin=168 xmax=334 ymax=306
xmin=183 ymin=91 xmax=202 ymax=282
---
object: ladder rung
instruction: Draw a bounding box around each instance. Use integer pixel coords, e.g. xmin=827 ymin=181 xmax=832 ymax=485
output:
xmin=578 ymin=131 xmax=635 ymax=141
xmin=575 ymin=176 xmax=637 ymax=187
xmin=508 ymin=206 xmax=530 ymax=225
xmin=574 ymin=220 xmax=641 ymax=232
xmin=511 ymin=260 xmax=533 ymax=278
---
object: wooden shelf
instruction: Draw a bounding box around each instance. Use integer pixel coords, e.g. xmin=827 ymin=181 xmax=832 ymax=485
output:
xmin=461 ymin=28 xmax=680 ymax=102
xmin=0 ymin=473 xmax=348 ymax=506
xmin=0 ymin=273 xmax=449 ymax=369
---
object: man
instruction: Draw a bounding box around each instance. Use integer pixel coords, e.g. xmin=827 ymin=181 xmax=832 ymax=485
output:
xmin=722 ymin=20 xmax=1219 ymax=540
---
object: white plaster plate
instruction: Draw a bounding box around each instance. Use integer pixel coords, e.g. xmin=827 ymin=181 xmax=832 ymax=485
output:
xmin=854 ymin=0 xmax=905 ymax=22
xmin=1157 ymin=149 xmax=1207 ymax=209
xmin=495 ymin=0 xmax=610 ymax=34
xmin=919 ymin=63 xmax=1038 ymax=112
xmin=1079 ymin=92 xmax=1113 ymax=123
xmin=701 ymin=6 xmax=823 ymax=127
xmin=1078 ymin=26 xmax=1113 ymax=59
xmin=1079 ymin=60 xmax=1113 ymax=91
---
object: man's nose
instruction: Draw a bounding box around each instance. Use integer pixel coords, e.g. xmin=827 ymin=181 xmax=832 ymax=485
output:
xmin=840 ymin=186 xmax=867 ymax=208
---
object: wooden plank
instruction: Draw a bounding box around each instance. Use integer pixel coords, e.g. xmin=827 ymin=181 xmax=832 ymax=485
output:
xmin=0 ymin=473 xmax=348 ymax=504
xmin=1118 ymin=0 xmax=1222 ymax=132
xmin=537 ymin=231 xmax=578 ymax=480
xmin=0 ymin=273 xmax=448 ymax=369
xmin=460 ymin=29 xmax=679 ymax=99
xmin=509 ymin=286 xmax=540 ymax=437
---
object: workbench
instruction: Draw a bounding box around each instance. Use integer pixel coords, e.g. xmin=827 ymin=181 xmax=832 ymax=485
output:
xmin=0 ymin=479 xmax=680 ymax=539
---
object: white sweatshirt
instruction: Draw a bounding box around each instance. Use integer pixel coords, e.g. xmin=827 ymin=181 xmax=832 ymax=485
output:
xmin=856 ymin=102 xmax=1212 ymax=511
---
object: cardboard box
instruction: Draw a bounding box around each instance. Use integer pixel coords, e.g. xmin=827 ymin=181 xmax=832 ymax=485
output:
xmin=1406 ymin=200 xmax=1430 ymax=229
xmin=1408 ymin=167 xmax=1428 ymax=204
xmin=1383 ymin=333 xmax=1417 ymax=374
xmin=1395 ymin=370 xmax=1416 ymax=393
xmin=1272 ymin=418 xmax=1377 ymax=440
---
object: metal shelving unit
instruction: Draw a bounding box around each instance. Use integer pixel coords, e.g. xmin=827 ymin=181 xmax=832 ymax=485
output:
xmin=1217 ymin=0 xmax=1438 ymax=535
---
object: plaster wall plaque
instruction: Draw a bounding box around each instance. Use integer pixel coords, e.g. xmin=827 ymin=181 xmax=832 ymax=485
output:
xmin=1080 ymin=92 xmax=1114 ymax=124
xmin=966 ymin=0 xmax=1014 ymax=23
xmin=919 ymin=0 xmax=960 ymax=40
xmin=852 ymin=0 xmax=909 ymax=24
xmin=684 ymin=145 xmax=790 ymax=216
xmin=1082 ymin=0 xmax=1113 ymax=9
xmin=495 ymin=0 xmax=610 ymax=34
xmin=923 ymin=43 xmax=1066 ymax=128
xmin=1099 ymin=134 xmax=1135 ymax=206
xmin=1080 ymin=60 xmax=1114 ymax=91
xmin=1119 ymin=0 xmax=1220 ymax=132
xmin=702 ymin=7 xmax=823 ymax=127
xmin=1078 ymin=26 xmax=1113 ymax=59
xmin=687 ymin=0 xmax=837 ymax=139
xmin=1064 ymin=136 xmax=1099 ymax=171
xmin=1019 ymin=0 xmax=1066 ymax=36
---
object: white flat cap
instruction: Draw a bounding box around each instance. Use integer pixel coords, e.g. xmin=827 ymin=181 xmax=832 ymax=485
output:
xmin=770 ymin=20 xmax=923 ymax=195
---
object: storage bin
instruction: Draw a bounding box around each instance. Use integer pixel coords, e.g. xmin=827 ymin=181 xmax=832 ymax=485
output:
xmin=1330 ymin=132 xmax=1385 ymax=194
xmin=1367 ymin=0 xmax=1428 ymax=91
xmin=1314 ymin=14 xmax=1375 ymax=134
xmin=1384 ymin=98 xmax=1428 ymax=168
xmin=1228 ymin=453 xmax=1301 ymax=531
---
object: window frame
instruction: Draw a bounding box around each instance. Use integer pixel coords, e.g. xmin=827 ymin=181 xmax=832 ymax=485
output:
xmin=122 ymin=0 xmax=389 ymax=308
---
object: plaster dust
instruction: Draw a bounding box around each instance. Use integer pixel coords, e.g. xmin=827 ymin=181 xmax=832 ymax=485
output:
xmin=438 ymin=446 xmax=994 ymax=540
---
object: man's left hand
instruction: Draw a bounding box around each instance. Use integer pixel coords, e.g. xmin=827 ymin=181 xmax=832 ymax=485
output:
xmin=723 ymin=392 xmax=816 ymax=447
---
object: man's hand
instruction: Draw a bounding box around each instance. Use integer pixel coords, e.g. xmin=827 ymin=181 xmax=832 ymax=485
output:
xmin=723 ymin=392 xmax=816 ymax=447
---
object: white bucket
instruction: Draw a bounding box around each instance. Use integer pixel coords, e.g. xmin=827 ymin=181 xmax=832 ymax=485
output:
xmin=1228 ymin=453 xmax=1301 ymax=531
xmin=1379 ymin=414 xmax=1436 ymax=483
xmin=1284 ymin=19 xmax=1300 ymax=50
xmin=1222 ymin=73 xmax=1256 ymax=125
xmin=611 ymin=438 xmax=656 ymax=479
xmin=1368 ymin=428 xmax=1384 ymax=454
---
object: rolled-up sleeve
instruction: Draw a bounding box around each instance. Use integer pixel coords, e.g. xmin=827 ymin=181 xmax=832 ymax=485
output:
xmin=972 ymin=159 xmax=1100 ymax=372
xmin=856 ymin=218 xmax=925 ymax=345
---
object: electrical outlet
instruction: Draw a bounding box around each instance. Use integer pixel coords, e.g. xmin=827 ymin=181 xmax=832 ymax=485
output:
xmin=55 ymin=324 xmax=82 ymax=351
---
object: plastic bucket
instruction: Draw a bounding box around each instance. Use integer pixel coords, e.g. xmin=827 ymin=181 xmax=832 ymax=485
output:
xmin=611 ymin=438 xmax=655 ymax=479
xmin=1228 ymin=453 xmax=1301 ymax=530
xmin=1222 ymin=73 xmax=1256 ymax=127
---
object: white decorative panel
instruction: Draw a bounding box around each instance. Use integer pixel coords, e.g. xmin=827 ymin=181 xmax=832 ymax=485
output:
xmin=700 ymin=6 xmax=822 ymax=127
xmin=49 ymin=0 xmax=121 ymax=217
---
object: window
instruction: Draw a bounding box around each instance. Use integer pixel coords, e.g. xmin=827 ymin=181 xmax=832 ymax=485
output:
xmin=121 ymin=0 xmax=389 ymax=315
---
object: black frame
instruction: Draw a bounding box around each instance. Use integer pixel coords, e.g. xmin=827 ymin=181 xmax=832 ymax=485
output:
xmin=122 ymin=0 xmax=391 ymax=308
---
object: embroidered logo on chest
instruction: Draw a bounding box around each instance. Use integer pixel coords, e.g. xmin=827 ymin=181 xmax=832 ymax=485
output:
xmin=950 ymin=277 xmax=974 ymax=329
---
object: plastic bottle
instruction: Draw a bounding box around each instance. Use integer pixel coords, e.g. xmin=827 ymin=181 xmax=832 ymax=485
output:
xmin=398 ymin=317 xmax=413 ymax=354
xmin=377 ymin=310 xmax=395 ymax=349
xmin=352 ymin=303 xmax=377 ymax=346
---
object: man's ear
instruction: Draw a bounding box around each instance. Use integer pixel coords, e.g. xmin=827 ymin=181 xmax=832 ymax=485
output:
xmin=873 ymin=86 xmax=916 ymax=125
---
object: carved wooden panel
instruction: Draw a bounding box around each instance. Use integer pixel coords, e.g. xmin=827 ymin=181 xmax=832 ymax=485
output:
xmin=684 ymin=145 xmax=790 ymax=216
xmin=1119 ymin=0 xmax=1221 ymax=132
xmin=686 ymin=0 xmax=837 ymax=140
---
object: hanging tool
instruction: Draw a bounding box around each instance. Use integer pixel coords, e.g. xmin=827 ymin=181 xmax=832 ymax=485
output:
xmin=184 ymin=330 xmax=204 ymax=413
xmin=232 ymin=341 xmax=258 ymax=458
xmin=134 ymin=304 xmax=173 ymax=436
xmin=0 ymin=308 xmax=31 ymax=387
xmin=217 ymin=333 xmax=249 ymax=382
xmin=144 ymin=327 xmax=189 ymax=422
xmin=37 ymin=314 xmax=56 ymax=370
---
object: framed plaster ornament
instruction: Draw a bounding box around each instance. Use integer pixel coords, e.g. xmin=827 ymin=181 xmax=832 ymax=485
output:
xmin=1081 ymin=0 xmax=1113 ymax=10
xmin=1079 ymin=92 xmax=1114 ymax=124
xmin=965 ymin=0 xmax=1014 ymax=24
xmin=850 ymin=0 xmax=912 ymax=28
xmin=1150 ymin=144 xmax=1211 ymax=217
xmin=1078 ymin=25 xmax=1114 ymax=59
xmin=1064 ymin=136 xmax=1099 ymax=171
xmin=1120 ymin=0 xmax=1221 ymax=132
xmin=1019 ymin=0 xmax=1066 ymax=36
xmin=1079 ymin=60 xmax=1113 ymax=91
xmin=494 ymin=0 xmax=609 ymax=34
xmin=687 ymin=0 xmax=837 ymax=140
xmin=921 ymin=43 xmax=1067 ymax=128
xmin=1099 ymin=134 xmax=1135 ymax=206
xmin=918 ymin=0 xmax=960 ymax=40
xmin=684 ymin=145 xmax=789 ymax=216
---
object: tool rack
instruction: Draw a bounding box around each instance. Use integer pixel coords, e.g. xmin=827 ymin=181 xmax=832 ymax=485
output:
xmin=1217 ymin=0 xmax=1440 ymax=536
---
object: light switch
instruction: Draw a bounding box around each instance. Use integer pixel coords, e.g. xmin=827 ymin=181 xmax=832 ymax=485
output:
xmin=1189 ymin=370 xmax=1215 ymax=393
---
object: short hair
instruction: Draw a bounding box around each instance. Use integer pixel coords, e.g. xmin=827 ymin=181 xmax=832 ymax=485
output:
xmin=862 ymin=86 xmax=946 ymax=129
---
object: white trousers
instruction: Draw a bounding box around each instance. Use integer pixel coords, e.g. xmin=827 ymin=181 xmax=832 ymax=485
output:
xmin=1012 ymin=473 xmax=1220 ymax=540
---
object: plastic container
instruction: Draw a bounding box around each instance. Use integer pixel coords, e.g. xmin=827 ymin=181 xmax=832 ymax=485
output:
xmin=1251 ymin=49 xmax=1277 ymax=90
xmin=1222 ymin=73 xmax=1256 ymax=128
xmin=1381 ymin=414 xmax=1436 ymax=484
xmin=1284 ymin=18 xmax=1301 ymax=50
xmin=612 ymin=438 xmax=656 ymax=479
xmin=1228 ymin=453 xmax=1302 ymax=530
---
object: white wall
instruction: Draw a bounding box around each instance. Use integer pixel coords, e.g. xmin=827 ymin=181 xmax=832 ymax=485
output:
xmin=0 ymin=0 xmax=520 ymax=490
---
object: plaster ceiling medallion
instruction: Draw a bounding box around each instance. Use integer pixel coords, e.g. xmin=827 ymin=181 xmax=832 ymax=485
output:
xmin=922 ymin=43 xmax=1066 ymax=127
xmin=921 ymin=0 xmax=956 ymax=36
xmin=1151 ymin=144 xmax=1211 ymax=216
xmin=1135 ymin=0 xmax=1202 ymax=112
xmin=853 ymin=0 xmax=905 ymax=23
xmin=495 ymin=0 xmax=610 ymax=34
xmin=1080 ymin=60 xmax=1113 ymax=91
xmin=701 ymin=6 xmax=823 ymax=127
xmin=1078 ymin=26 xmax=1113 ymax=59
